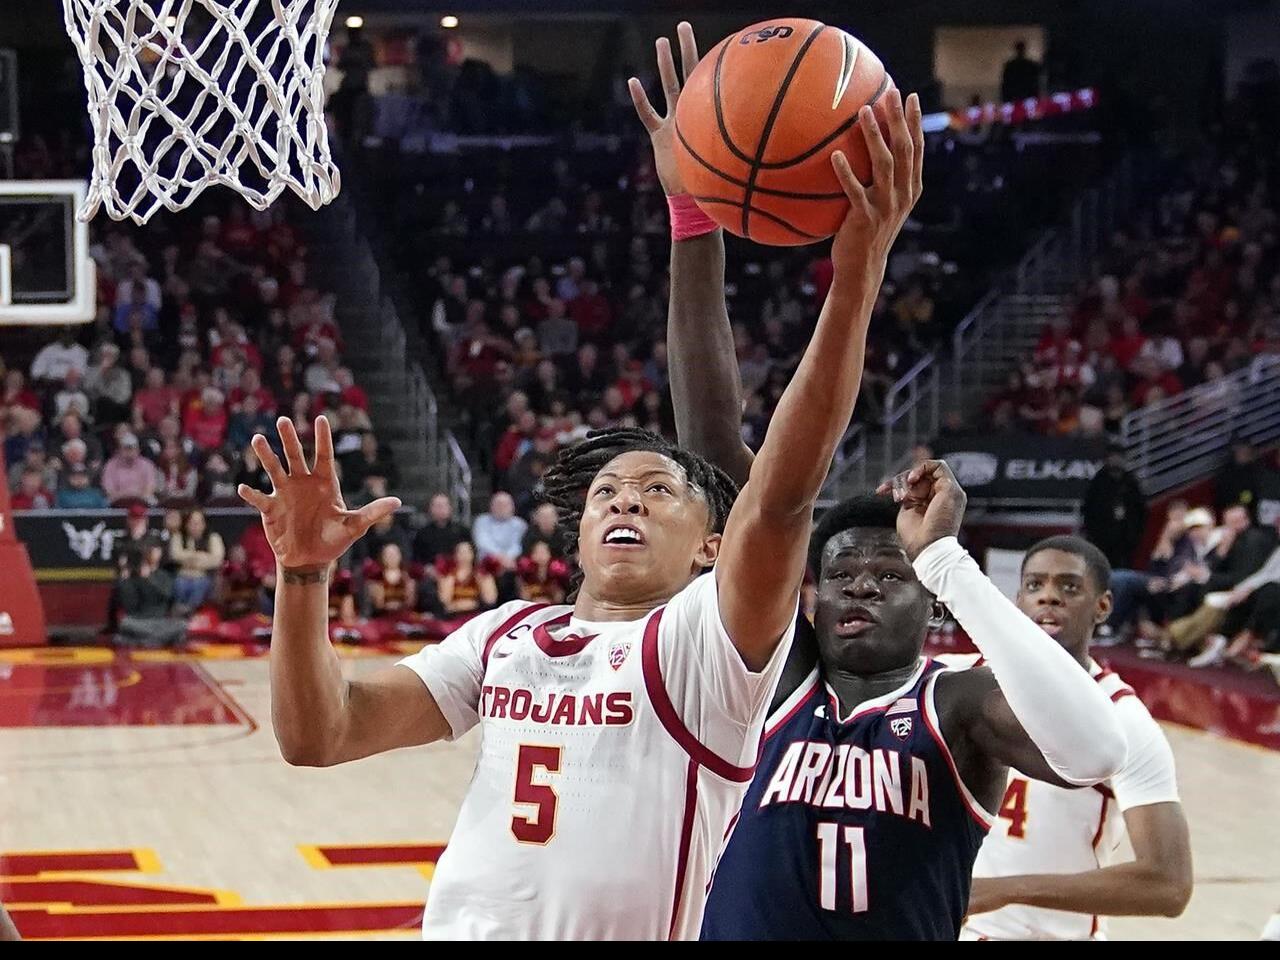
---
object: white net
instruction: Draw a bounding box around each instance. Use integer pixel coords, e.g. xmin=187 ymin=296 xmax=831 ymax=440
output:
xmin=62 ymin=0 xmax=341 ymax=224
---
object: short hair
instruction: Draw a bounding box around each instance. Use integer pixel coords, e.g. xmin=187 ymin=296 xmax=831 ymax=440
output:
xmin=539 ymin=428 xmax=738 ymax=585
xmin=1021 ymin=535 xmax=1112 ymax=593
xmin=808 ymin=494 xmax=899 ymax=576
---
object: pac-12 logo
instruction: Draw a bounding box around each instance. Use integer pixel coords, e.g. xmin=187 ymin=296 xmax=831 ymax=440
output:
xmin=608 ymin=639 xmax=631 ymax=670
xmin=890 ymin=717 xmax=913 ymax=740
xmin=740 ymin=25 xmax=794 ymax=44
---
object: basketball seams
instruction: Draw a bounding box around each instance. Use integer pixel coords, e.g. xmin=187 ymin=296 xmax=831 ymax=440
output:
xmin=711 ymin=38 xmax=756 ymax=167
xmin=674 ymin=121 xmax=848 ymax=200
xmin=692 ymin=196 xmax=822 ymax=241
xmin=738 ymin=22 xmax=828 ymax=236
xmin=758 ymin=71 xmax=891 ymax=170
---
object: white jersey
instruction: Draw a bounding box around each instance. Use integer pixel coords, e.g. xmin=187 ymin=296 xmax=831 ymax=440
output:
xmin=962 ymin=661 xmax=1180 ymax=941
xmin=397 ymin=571 xmax=794 ymax=940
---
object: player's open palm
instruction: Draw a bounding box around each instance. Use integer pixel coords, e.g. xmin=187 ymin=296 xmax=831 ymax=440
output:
xmin=628 ymin=21 xmax=700 ymax=196
xmin=238 ymin=416 xmax=401 ymax=570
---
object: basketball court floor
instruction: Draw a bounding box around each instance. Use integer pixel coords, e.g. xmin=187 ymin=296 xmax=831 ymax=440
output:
xmin=1 ymin=644 xmax=1277 ymax=940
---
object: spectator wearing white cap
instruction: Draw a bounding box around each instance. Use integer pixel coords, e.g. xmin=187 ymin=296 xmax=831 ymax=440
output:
xmin=101 ymin=433 xmax=161 ymax=505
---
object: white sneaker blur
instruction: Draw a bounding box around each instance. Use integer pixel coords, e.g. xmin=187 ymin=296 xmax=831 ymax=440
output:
xmin=1188 ymin=634 xmax=1228 ymax=668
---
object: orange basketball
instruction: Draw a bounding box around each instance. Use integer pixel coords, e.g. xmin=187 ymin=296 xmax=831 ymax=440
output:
xmin=674 ymin=18 xmax=894 ymax=246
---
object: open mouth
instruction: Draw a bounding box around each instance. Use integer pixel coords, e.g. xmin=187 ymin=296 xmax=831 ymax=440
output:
xmin=602 ymin=524 xmax=645 ymax=547
xmin=1033 ymin=613 xmax=1064 ymax=636
xmin=835 ymin=606 xmax=878 ymax=638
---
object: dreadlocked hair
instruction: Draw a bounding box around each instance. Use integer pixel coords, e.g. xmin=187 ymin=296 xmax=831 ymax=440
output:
xmin=538 ymin=428 xmax=740 ymax=592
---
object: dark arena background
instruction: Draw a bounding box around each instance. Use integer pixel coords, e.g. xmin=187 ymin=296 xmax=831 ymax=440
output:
xmin=0 ymin=0 xmax=1278 ymax=941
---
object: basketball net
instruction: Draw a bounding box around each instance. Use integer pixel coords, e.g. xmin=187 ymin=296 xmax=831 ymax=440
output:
xmin=61 ymin=0 xmax=341 ymax=224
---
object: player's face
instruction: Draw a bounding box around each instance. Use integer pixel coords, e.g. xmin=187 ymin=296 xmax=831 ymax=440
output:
xmin=1016 ymin=549 xmax=1112 ymax=652
xmin=578 ymin=450 xmax=718 ymax=605
xmin=813 ymin=528 xmax=932 ymax=674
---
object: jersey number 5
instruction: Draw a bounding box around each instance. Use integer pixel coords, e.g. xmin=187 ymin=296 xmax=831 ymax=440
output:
xmin=512 ymin=744 xmax=561 ymax=844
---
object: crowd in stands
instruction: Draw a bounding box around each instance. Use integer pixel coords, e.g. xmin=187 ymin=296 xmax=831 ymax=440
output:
xmin=962 ymin=89 xmax=1279 ymax=442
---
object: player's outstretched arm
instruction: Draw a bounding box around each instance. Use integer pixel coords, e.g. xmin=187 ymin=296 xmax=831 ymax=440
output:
xmin=884 ymin=461 xmax=1126 ymax=786
xmin=240 ymin=416 xmax=451 ymax=767
xmin=629 ymin=22 xmax=754 ymax=488
xmin=716 ymin=89 xmax=924 ymax=670
xmin=969 ymin=802 xmax=1192 ymax=919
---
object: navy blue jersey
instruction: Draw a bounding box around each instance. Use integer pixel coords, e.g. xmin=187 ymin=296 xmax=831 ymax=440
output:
xmin=701 ymin=652 xmax=992 ymax=941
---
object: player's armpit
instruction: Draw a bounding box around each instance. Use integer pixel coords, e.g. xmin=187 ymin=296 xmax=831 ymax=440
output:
xmin=936 ymin=667 xmax=1077 ymax=790
xmin=294 ymin=665 xmax=451 ymax=767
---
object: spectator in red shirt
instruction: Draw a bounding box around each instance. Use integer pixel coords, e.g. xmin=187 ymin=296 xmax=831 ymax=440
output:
xmin=494 ymin=410 xmax=537 ymax=476
xmin=569 ymin=279 xmax=613 ymax=343
xmin=452 ymin=318 xmax=514 ymax=386
xmin=335 ymin=366 xmax=368 ymax=411
xmin=1109 ymin=313 xmax=1148 ymax=371
xmin=183 ymin=386 xmax=228 ymax=452
xmin=11 ymin=467 xmax=54 ymax=510
xmin=1 ymin=370 xmax=40 ymax=414
xmin=228 ymin=367 xmax=277 ymax=415
xmin=1129 ymin=356 xmax=1184 ymax=406
xmin=133 ymin=367 xmax=179 ymax=428
xmin=613 ymin=359 xmax=654 ymax=411
xmin=1034 ymin=316 xmax=1082 ymax=368
xmin=219 ymin=205 xmax=261 ymax=259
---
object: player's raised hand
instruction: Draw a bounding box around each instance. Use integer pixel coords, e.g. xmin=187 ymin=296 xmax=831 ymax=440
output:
xmin=237 ymin=415 xmax=401 ymax=571
xmin=829 ymin=88 xmax=924 ymax=270
xmin=877 ymin=458 xmax=966 ymax=561
xmin=628 ymin=21 xmax=700 ymax=196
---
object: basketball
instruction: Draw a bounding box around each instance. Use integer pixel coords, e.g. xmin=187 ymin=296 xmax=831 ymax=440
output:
xmin=674 ymin=18 xmax=894 ymax=245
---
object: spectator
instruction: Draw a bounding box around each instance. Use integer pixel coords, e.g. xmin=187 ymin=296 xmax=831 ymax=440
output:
xmin=304 ymin=337 xmax=342 ymax=395
xmin=200 ymin=451 xmax=239 ymax=505
xmin=341 ymin=431 xmax=398 ymax=494
xmin=115 ymin=542 xmax=187 ymax=649
xmin=100 ymin=433 xmax=161 ymax=505
xmin=168 ymin=509 xmax=226 ymax=614
xmin=112 ymin=283 xmax=160 ymax=336
xmin=30 ymin=329 xmax=89 ymax=385
xmin=1215 ymin=440 xmax=1280 ymax=523
xmin=11 ymin=467 xmax=54 ymax=510
xmin=156 ymin=441 xmax=199 ymax=504
xmin=516 ymin=540 xmax=568 ymax=604
xmin=115 ymin=259 xmax=163 ymax=312
xmin=1082 ymin=443 xmax=1147 ymax=568
xmin=235 ymin=444 xmax=272 ymax=494
xmin=438 ymin=540 xmax=498 ymax=616
xmin=183 ymin=387 xmax=229 ymax=452
xmin=365 ymin=542 xmax=417 ymax=615
xmin=133 ymin=367 xmax=179 ymax=427
xmin=473 ymin=491 xmax=528 ymax=573
xmin=227 ymin=391 xmax=276 ymax=452
xmin=2 ymin=370 xmax=41 ymax=415
xmin=53 ymin=367 xmax=92 ymax=422
xmin=334 ymin=367 xmax=368 ymax=411
xmin=55 ymin=464 xmax=109 ymax=509
xmin=1000 ymin=40 xmax=1041 ymax=103
xmin=218 ymin=544 xmax=265 ymax=618
xmin=537 ymin=299 xmax=578 ymax=358
xmin=521 ymin=502 xmax=563 ymax=558
xmin=8 ymin=440 xmax=53 ymax=493
xmin=351 ymin=510 xmax=412 ymax=568
xmin=228 ymin=367 xmax=276 ymax=415
xmin=412 ymin=493 xmax=469 ymax=567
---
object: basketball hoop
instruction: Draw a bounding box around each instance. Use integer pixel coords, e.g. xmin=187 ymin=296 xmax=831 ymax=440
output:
xmin=61 ymin=0 xmax=341 ymax=224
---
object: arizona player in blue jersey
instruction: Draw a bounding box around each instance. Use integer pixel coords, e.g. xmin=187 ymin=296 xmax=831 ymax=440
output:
xmin=632 ymin=23 xmax=1128 ymax=940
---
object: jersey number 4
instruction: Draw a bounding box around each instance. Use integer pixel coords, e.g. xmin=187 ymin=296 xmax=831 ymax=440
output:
xmin=816 ymin=823 xmax=868 ymax=913
xmin=998 ymin=777 xmax=1030 ymax=839
xmin=511 ymin=744 xmax=562 ymax=844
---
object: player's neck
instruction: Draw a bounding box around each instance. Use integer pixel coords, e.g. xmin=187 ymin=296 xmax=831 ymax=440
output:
xmin=573 ymin=588 xmax=664 ymax=622
xmin=824 ymin=660 xmax=922 ymax=715
xmin=1066 ymin=637 xmax=1092 ymax=669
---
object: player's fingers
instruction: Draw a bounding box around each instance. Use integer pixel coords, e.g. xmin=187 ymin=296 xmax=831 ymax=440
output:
xmin=831 ymin=150 xmax=869 ymax=211
xmin=350 ymin=496 xmax=403 ymax=534
xmin=628 ymin=77 xmax=662 ymax=133
xmin=907 ymin=92 xmax=925 ymax=201
xmin=313 ymin=414 xmax=335 ymax=473
xmin=657 ymin=36 xmax=681 ymax=113
xmin=860 ymin=104 xmax=894 ymax=202
xmin=237 ymin=483 xmax=270 ymax=512
xmin=277 ymin=416 xmax=309 ymax=476
xmin=251 ymin=433 xmax=288 ymax=489
xmin=677 ymin=21 xmax=700 ymax=83
xmin=885 ymin=88 xmax=912 ymax=199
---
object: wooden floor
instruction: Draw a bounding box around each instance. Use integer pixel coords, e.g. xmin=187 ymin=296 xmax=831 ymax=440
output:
xmin=1 ymin=649 xmax=1276 ymax=940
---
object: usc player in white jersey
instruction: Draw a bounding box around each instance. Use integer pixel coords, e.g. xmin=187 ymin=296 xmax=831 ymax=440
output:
xmin=961 ymin=536 xmax=1193 ymax=940
xmin=237 ymin=84 xmax=927 ymax=940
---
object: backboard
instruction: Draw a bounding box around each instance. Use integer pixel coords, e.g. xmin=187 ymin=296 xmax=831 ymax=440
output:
xmin=0 ymin=179 xmax=95 ymax=325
